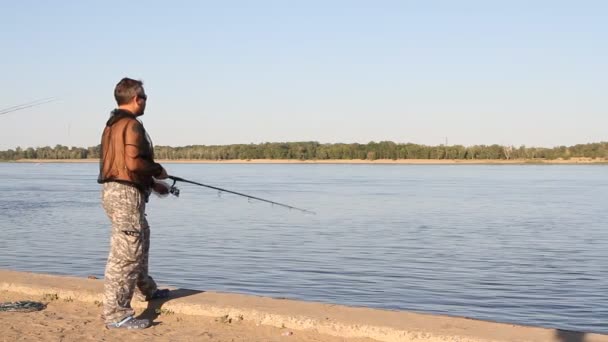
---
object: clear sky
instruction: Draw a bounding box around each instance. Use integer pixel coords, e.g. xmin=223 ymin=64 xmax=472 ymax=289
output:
xmin=0 ymin=1 xmax=606 ymax=150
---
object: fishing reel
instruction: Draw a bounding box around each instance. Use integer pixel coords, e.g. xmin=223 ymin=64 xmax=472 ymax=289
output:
xmin=169 ymin=178 xmax=180 ymax=197
xmin=152 ymin=178 xmax=180 ymax=198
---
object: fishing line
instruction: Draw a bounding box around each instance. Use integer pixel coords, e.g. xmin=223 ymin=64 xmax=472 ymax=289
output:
xmin=0 ymin=97 xmax=57 ymax=116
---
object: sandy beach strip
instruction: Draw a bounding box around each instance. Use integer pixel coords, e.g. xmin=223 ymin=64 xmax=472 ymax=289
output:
xmin=1 ymin=269 xmax=605 ymax=342
xmin=9 ymin=157 xmax=608 ymax=164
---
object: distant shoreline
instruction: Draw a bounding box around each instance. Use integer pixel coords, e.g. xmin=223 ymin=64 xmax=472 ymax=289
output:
xmin=7 ymin=157 xmax=608 ymax=164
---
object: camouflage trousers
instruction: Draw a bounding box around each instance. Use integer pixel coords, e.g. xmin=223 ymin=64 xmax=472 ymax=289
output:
xmin=101 ymin=182 xmax=158 ymax=324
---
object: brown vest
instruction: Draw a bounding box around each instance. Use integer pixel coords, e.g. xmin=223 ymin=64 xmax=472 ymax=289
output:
xmin=97 ymin=109 xmax=162 ymax=192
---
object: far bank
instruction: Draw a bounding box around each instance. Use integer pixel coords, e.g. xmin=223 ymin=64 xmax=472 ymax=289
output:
xmin=6 ymin=157 xmax=608 ymax=164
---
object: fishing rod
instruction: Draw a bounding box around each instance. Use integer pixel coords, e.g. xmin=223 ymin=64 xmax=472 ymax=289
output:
xmin=167 ymin=175 xmax=316 ymax=215
xmin=0 ymin=97 xmax=57 ymax=116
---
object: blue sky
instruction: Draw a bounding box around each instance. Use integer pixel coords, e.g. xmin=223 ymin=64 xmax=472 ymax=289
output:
xmin=0 ymin=1 xmax=606 ymax=149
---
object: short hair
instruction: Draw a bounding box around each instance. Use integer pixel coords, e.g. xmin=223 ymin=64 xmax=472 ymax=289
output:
xmin=114 ymin=77 xmax=144 ymax=105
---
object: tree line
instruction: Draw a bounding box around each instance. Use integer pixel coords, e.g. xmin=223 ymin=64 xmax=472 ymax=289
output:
xmin=1 ymin=141 xmax=607 ymax=161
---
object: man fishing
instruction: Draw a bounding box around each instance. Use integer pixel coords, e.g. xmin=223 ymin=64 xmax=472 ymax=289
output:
xmin=98 ymin=77 xmax=170 ymax=329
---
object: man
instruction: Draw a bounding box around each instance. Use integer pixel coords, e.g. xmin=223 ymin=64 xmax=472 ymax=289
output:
xmin=98 ymin=77 xmax=170 ymax=329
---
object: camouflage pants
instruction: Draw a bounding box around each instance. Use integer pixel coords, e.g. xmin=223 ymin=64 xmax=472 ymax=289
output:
xmin=101 ymin=182 xmax=157 ymax=324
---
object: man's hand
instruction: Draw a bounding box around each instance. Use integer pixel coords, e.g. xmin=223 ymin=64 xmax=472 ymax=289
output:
xmin=156 ymin=167 xmax=168 ymax=179
xmin=152 ymin=181 xmax=170 ymax=195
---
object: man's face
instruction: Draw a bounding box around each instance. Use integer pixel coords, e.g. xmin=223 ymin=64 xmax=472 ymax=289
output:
xmin=135 ymin=91 xmax=147 ymax=115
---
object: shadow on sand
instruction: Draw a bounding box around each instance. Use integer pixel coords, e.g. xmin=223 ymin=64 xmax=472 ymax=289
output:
xmin=555 ymin=329 xmax=587 ymax=342
xmin=137 ymin=289 xmax=204 ymax=325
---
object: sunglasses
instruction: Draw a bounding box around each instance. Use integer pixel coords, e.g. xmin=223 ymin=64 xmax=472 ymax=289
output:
xmin=138 ymin=94 xmax=148 ymax=101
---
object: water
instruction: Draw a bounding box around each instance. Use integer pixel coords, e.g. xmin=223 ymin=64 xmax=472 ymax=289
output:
xmin=0 ymin=162 xmax=606 ymax=334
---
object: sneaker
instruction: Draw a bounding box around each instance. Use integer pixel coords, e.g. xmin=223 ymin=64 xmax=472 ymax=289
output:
xmin=149 ymin=289 xmax=170 ymax=300
xmin=106 ymin=315 xmax=151 ymax=329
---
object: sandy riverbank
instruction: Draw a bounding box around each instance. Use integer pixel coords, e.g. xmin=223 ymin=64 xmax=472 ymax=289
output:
xmin=0 ymin=290 xmax=373 ymax=342
xmin=1 ymin=270 xmax=605 ymax=342
xmin=9 ymin=157 xmax=608 ymax=164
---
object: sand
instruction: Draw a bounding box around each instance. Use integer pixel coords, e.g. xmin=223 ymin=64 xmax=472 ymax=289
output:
xmin=2 ymin=270 xmax=607 ymax=342
xmin=0 ymin=290 xmax=374 ymax=342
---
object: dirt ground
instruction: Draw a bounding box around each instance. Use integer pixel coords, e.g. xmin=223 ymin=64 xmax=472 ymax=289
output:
xmin=0 ymin=290 xmax=376 ymax=342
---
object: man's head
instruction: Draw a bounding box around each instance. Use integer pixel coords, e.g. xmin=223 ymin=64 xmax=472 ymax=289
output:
xmin=114 ymin=77 xmax=147 ymax=116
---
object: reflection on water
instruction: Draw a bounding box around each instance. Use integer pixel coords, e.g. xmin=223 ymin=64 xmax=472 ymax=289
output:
xmin=0 ymin=163 xmax=607 ymax=333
